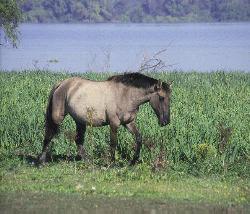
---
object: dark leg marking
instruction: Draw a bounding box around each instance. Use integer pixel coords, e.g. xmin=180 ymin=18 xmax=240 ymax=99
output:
xmin=110 ymin=124 xmax=119 ymax=163
xmin=38 ymin=124 xmax=59 ymax=165
xmin=75 ymin=122 xmax=86 ymax=161
xmin=125 ymin=121 xmax=142 ymax=165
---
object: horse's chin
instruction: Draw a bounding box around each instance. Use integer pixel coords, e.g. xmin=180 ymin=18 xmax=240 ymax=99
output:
xmin=159 ymin=121 xmax=170 ymax=127
xmin=159 ymin=122 xmax=166 ymax=127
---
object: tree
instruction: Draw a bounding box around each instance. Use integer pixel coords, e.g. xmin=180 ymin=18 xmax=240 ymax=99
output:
xmin=0 ymin=0 xmax=22 ymax=47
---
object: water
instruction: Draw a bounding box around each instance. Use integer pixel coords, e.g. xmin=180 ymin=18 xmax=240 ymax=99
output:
xmin=1 ymin=192 xmax=248 ymax=214
xmin=1 ymin=23 xmax=250 ymax=72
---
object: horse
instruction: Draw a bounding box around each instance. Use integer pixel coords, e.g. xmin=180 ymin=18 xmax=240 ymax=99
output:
xmin=38 ymin=72 xmax=172 ymax=165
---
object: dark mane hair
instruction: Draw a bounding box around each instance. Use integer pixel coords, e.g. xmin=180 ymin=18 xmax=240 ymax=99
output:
xmin=162 ymin=82 xmax=171 ymax=92
xmin=107 ymin=72 xmax=158 ymax=89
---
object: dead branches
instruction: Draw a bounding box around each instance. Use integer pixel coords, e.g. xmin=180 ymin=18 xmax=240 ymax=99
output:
xmin=139 ymin=48 xmax=174 ymax=72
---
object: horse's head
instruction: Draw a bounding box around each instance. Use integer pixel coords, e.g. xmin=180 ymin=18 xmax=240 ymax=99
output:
xmin=149 ymin=80 xmax=172 ymax=127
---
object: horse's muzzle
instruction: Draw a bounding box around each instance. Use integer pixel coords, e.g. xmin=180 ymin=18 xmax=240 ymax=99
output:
xmin=160 ymin=120 xmax=170 ymax=127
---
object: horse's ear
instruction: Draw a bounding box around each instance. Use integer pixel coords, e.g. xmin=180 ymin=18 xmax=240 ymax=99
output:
xmin=168 ymin=80 xmax=173 ymax=90
xmin=154 ymin=80 xmax=162 ymax=92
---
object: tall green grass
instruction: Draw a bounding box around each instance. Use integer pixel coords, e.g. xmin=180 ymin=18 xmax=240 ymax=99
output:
xmin=0 ymin=71 xmax=249 ymax=176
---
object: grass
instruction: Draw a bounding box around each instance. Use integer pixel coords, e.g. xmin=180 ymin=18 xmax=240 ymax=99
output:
xmin=0 ymin=160 xmax=249 ymax=205
xmin=0 ymin=70 xmax=249 ymax=204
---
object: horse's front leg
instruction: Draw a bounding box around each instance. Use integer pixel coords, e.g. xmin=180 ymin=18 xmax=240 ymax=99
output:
xmin=125 ymin=121 xmax=142 ymax=165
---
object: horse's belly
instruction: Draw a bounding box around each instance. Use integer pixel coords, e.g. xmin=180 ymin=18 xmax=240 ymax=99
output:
xmin=68 ymin=103 xmax=107 ymax=126
xmin=68 ymin=95 xmax=107 ymax=126
xmin=84 ymin=108 xmax=107 ymax=126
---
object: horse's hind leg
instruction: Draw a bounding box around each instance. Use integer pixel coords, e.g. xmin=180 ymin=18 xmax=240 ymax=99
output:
xmin=38 ymin=84 xmax=66 ymax=165
xmin=109 ymin=119 xmax=121 ymax=164
xmin=38 ymin=122 xmax=59 ymax=165
xmin=75 ymin=122 xmax=86 ymax=161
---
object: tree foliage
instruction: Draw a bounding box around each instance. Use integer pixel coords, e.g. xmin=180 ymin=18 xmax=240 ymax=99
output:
xmin=0 ymin=0 xmax=22 ymax=47
xmin=21 ymin=0 xmax=250 ymax=23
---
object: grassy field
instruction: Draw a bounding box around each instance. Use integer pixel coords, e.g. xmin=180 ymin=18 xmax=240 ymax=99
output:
xmin=0 ymin=70 xmax=249 ymax=204
xmin=0 ymin=162 xmax=249 ymax=205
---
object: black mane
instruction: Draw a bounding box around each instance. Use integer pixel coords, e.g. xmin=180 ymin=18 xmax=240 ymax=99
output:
xmin=162 ymin=82 xmax=171 ymax=92
xmin=107 ymin=72 xmax=158 ymax=89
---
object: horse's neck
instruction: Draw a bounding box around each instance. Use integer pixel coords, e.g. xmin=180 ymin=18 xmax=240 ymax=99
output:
xmin=132 ymin=88 xmax=153 ymax=107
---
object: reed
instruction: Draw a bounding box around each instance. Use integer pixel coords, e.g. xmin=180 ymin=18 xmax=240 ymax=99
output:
xmin=0 ymin=70 xmax=249 ymax=175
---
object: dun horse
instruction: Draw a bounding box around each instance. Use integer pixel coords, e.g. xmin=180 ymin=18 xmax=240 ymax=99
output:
xmin=38 ymin=73 xmax=172 ymax=165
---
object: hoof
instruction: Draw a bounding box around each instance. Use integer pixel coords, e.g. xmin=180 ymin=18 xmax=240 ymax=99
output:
xmin=129 ymin=161 xmax=135 ymax=166
xmin=36 ymin=159 xmax=46 ymax=168
xmin=129 ymin=159 xmax=140 ymax=166
xmin=37 ymin=154 xmax=46 ymax=167
xmin=37 ymin=162 xmax=45 ymax=168
xmin=75 ymin=154 xmax=84 ymax=161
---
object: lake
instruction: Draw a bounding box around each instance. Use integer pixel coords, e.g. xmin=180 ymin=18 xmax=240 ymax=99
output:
xmin=1 ymin=23 xmax=250 ymax=72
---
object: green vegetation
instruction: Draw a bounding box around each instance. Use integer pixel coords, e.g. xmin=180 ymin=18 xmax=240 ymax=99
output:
xmin=0 ymin=0 xmax=22 ymax=47
xmin=0 ymin=162 xmax=249 ymax=205
xmin=0 ymin=71 xmax=249 ymax=204
xmin=21 ymin=0 xmax=250 ymax=23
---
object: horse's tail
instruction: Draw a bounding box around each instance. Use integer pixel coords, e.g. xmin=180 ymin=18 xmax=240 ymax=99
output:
xmin=45 ymin=82 xmax=61 ymax=136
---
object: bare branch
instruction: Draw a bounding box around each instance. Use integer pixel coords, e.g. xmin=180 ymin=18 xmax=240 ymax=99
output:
xmin=139 ymin=49 xmax=169 ymax=73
